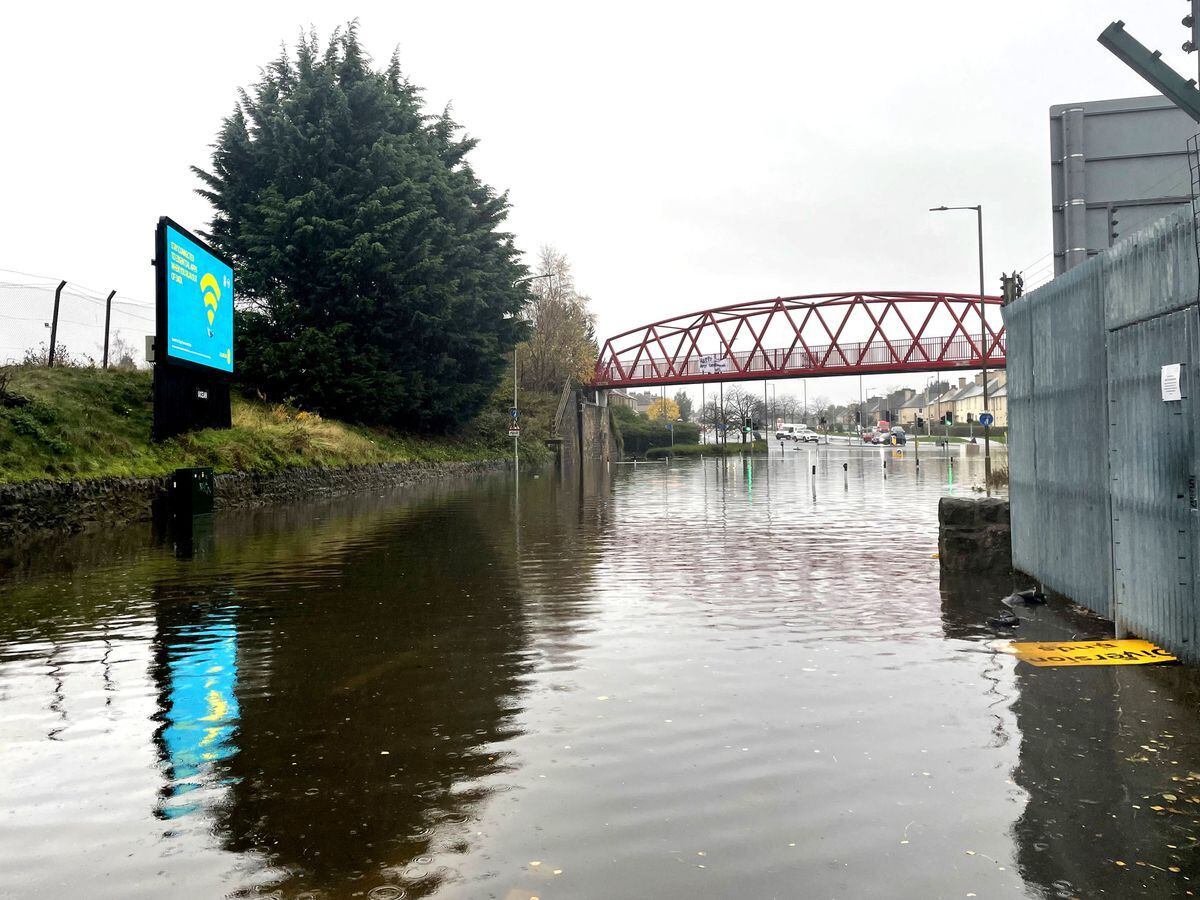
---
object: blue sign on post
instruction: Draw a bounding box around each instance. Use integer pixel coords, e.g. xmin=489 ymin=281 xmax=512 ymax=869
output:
xmin=979 ymin=412 xmax=995 ymax=427
xmin=162 ymin=222 xmax=234 ymax=373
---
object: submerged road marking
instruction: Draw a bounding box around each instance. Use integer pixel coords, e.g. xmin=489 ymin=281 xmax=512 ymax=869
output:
xmin=1007 ymin=639 xmax=1177 ymax=667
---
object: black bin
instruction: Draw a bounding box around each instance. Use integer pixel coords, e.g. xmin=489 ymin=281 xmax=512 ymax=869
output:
xmin=171 ymin=467 xmax=215 ymax=517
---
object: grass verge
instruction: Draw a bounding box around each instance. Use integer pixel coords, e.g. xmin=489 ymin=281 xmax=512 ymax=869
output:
xmin=0 ymin=366 xmax=548 ymax=483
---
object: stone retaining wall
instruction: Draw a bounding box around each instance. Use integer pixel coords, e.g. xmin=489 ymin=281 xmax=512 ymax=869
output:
xmin=0 ymin=459 xmax=507 ymax=545
xmin=938 ymin=496 xmax=1011 ymax=574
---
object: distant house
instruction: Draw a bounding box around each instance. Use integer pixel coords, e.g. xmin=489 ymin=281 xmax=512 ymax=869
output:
xmin=896 ymin=391 xmax=929 ymax=428
xmin=864 ymin=396 xmax=885 ymax=424
xmin=932 ymin=377 xmax=970 ymax=424
xmin=990 ymin=381 xmax=1008 ymax=427
xmin=953 ymin=372 xmax=1007 ymax=426
xmin=885 ymin=388 xmax=915 ymax=422
xmin=627 ymin=391 xmax=657 ymax=415
xmin=609 ymin=390 xmax=638 ymax=410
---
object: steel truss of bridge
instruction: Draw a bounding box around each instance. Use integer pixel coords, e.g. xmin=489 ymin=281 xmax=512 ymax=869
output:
xmin=592 ymin=292 xmax=1006 ymax=389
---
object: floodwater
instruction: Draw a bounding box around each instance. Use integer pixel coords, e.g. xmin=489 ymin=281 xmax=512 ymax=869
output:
xmin=2 ymin=445 xmax=1200 ymax=900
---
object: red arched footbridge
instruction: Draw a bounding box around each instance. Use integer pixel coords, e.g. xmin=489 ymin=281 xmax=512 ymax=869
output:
xmin=592 ymin=291 xmax=1005 ymax=388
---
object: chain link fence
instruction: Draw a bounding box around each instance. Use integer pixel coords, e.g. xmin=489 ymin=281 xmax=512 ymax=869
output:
xmin=0 ymin=268 xmax=154 ymax=368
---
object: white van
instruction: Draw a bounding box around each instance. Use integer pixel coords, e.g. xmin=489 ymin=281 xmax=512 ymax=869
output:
xmin=775 ymin=422 xmax=818 ymax=443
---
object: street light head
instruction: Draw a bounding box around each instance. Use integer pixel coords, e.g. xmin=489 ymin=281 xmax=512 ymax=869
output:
xmin=929 ymin=206 xmax=949 ymax=212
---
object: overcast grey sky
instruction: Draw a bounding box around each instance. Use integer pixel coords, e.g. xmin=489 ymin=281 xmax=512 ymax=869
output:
xmin=1 ymin=1 xmax=1194 ymax=404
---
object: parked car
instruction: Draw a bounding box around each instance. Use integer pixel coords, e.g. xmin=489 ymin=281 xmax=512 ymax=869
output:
xmin=872 ymin=426 xmax=907 ymax=446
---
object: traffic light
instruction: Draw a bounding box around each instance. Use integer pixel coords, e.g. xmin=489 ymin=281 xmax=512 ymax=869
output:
xmin=916 ymin=416 xmax=925 ymax=429
xmin=944 ymin=412 xmax=954 ymax=426
xmin=1000 ymin=272 xmax=1024 ymax=305
xmin=1110 ymin=207 xmax=1120 ymax=244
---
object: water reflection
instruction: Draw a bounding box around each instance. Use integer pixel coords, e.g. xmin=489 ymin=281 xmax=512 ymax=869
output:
xmin=6 ymin=449 xmax=1200 ymax=899
xmin=941 ymin=572 xmax=1200 ymax=897
xmin=213 ymin=492 xmax=535 ymax=896
xmin=153 ymin=604 xmax=241 ymax=820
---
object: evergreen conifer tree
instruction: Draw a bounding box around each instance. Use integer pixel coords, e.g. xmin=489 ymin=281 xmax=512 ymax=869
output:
xmin=193 ymin=24 xmax=527 ymax=430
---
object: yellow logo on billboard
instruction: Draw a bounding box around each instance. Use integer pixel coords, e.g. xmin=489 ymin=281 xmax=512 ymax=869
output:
xmin=200 ymin=272 xmax=221 ymax=329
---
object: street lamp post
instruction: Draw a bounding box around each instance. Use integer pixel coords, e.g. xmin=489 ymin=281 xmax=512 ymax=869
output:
xmin=930 ymin=204 xmax=992 ymax=495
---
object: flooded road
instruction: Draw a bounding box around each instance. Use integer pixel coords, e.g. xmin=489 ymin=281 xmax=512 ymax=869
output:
xmin=2 ymin=446 xmax=1199 ymax=899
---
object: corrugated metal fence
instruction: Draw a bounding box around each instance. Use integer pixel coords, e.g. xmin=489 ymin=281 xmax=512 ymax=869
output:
xmin=1005 ymin=209 xmax=1200 ymax=661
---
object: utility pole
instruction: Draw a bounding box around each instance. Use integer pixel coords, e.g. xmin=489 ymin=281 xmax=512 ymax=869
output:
xmin=858 ymin=374 xmax=864 ymax=439
xmin=510 ymin=271 xmax=555 ymax=480
xmin=931 ymin=204 xmax=991 ymax=494
xmin=975 ymin=207 xmax=992 ymax=495
xmin=719 ymin=381 xmax=725 ymax=446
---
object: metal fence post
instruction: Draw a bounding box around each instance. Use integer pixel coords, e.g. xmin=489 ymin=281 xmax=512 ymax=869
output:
xmin=101 ymin=289 xmax=116 ymax=369
xmin=48 ymin=280 xmax=66 ymax=367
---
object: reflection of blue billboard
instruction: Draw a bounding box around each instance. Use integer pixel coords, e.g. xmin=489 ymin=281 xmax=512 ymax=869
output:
xmin=164 ymin=224 xmax=234 ymax=373
xmin=160 ymin=620 xmax=240 ymax=818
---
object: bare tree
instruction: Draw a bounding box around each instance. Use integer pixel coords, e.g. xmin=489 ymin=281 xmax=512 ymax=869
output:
xmin=775 ymin=393 xmax=800 ymax=422
xmin=519 ymin=246 xmax=598 ymax=392
xmin=722 ymin=386 xmax=758 ymax=442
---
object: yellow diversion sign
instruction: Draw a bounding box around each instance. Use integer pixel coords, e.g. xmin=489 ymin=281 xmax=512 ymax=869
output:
xmin=1008 ymin=640 xmax=1177 ymax=667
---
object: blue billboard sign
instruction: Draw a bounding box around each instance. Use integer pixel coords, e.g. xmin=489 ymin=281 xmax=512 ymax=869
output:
xmin=160 ymin=221 xmax=234 ymax=373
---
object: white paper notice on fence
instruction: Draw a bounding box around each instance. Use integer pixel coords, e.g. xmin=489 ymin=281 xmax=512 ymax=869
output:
xmin=1161 ymin=363 xmax=1182 ymax=402
xmin=699 ymin=354 xmax=729 ymax=375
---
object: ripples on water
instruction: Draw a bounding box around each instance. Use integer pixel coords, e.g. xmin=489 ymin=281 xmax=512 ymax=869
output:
xmin=2 ymin=445 xmax=1200 ymax=899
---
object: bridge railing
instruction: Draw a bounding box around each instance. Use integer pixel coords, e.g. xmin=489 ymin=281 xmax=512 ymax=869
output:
xmin=596 ymin=333 xmax=1006 ymax=385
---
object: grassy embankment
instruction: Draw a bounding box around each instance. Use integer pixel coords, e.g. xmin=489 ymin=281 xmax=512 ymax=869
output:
xmin=0 ymin=366 xmax=554 ymax=483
